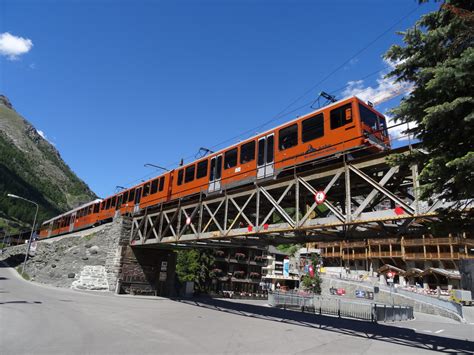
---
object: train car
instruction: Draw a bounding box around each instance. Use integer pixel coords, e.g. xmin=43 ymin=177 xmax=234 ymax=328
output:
xmin=39 ymin=199 xmax=102 ymax=238
xmin=39 ymin=96 xmax=389 ymax=239
xmin=169 ymin=96 xmax=389 ymax=200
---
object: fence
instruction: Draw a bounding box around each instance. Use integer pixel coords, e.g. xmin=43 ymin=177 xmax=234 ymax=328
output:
xmin=395 ymin=288 xmax=463 ymax=317
xmin=268 ymin=291 xmax=414 ymax=322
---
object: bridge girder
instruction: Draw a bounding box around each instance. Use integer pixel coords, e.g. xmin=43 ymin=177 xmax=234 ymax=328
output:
xmin=130 ymin=148 xmax=442 ymax=248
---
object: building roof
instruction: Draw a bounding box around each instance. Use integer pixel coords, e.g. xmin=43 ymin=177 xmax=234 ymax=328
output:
xmin=420 ymin=267 xmax=461 ymax=279
xmin=377 ymin=264 xmax=405 ymax=274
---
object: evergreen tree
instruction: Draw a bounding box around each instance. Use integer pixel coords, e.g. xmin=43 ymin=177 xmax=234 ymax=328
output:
xmin=384 ymin=1 xmax=473 ymax=221
xmin=175 ymin=249 xmax=215 ymax=293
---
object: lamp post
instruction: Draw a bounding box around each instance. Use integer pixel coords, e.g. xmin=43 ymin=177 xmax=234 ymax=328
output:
xmin=7 ymin=194 xmax=39 ymax=275
xmin=144 ymin=163 xmax=169 ymax=171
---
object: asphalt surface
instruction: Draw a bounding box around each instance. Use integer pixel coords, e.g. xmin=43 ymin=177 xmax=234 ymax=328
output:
xmin=1 ymin=265 xmax=473 ymax=355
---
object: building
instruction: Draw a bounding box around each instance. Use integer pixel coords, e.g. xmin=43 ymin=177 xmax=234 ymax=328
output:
xmin=210 ymin=246 xmax=267 ymax=294
xmin=261 ymin=246 xmax=300 ymax=290
xmin=312 ymin=233 xmax=473 ymax=290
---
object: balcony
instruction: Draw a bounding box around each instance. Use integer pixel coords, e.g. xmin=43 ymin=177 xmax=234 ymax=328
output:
xmin=370 ymin=251 xmax=403 ymax=258
xmin=368 ymin=238 xmax=400 ymax=246
xmin=322 ymin=251 xmax=342 ymax=258
xmin=343 ymin=252 xmax=368 ymax=260
xmin=342 ymin=241 xmax=366 ymax=248
xmin=403 ymin=237 xmax=459 ymax=246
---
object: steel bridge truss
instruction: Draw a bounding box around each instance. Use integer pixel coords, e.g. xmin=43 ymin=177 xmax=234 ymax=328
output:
xmin=130 ymin=149 xmax=441 ymax=247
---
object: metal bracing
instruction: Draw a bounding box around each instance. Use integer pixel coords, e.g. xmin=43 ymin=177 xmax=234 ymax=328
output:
xmin=130 ymin=147 xmax=442 ymax=247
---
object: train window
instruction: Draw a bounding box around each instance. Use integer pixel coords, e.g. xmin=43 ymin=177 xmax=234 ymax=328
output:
xmin=258 ymin=139 xmax=265 ymax=165
xmin=177 ymin=169 xmax=184 ymax=186
xmin=267 ymin=135 xmax=274 ymax=163
xmin=116 ymin=195 xmax=122 ymax=210
xmin=143 ymin=182 xmax=150 ymax=197
xmin=216 ymin=155 xmax=222 ymax=179
xmin=135 ymin=187 xmax=142 ymax=204
xmin=379 ymin=116 xmax=388 ymax=136
xmin=128 ymin=189 xmax=135 ymax=202
xmin=123 ymin=190 xmax=129 ymax=203
xmin=106 ymin=199 xmax=111 ymax=210
xmin=111 ymin=197 xmax=116 ymax=208
xmin=359 ymin=104 xmax=379 ymax=131
xmin=101 ymin=201 xmax=105 ymax=211
xmin=150 ymin=179 xmax=159 ymax=194
xmin=185 ymin=165 xmax=195 ymax=183
xmin=302 ymin=114 xmax=324 ymax=142
xmin=210 ymin=158 xmax=215 ymax=181
xmin=330 ymin=103 xmax=353 ymax=129
xmin=93 ymin=203 xmax=99 ymax=213
xmin=196 ymin=160 xmax=208 ymax=179
xmin=279 ymin=124 xmax=298 ymax=150
xmin=224 ymin=148 xmax=238 ymax=169
xmin=159 ymin=176 xmax=165 ymax=191
xmin=240 ymin=141 xmax=255 ymax=164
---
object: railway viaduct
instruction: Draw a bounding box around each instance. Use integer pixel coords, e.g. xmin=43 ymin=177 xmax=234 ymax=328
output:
xmin=115 ymin=145 xmax=470 ymax=295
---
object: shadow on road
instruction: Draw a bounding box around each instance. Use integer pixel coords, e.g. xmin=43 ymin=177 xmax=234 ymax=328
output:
xmin=0 ymin=300 xmax=42 ymax=305
xmin=0 ymin=254 xmax=25 ymax=268
xmin=176 ymin=297 xmax=473 ymax=354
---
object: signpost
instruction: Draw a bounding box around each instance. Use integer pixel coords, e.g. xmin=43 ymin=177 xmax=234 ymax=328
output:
xmin=314 ymin=191 xmax=326 ymax=205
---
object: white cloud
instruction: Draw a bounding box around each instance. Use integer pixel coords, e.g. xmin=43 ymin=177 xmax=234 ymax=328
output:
xmin=342 ymin=59 xmax=413 ymax=106
xmin=342 ymin=59 xmax=417 ymax=143
xmin=384 ymin=114 xmax=417 ymax=144
xmin=0 ymin=32 xmax=33 ymax=60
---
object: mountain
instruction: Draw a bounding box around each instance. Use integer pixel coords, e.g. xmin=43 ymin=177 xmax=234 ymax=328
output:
xmin=0 ymin=95 xmax=97 ymax=233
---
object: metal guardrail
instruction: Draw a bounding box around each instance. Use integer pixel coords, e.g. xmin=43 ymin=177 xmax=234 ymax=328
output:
xmin=268 ymin=291 xmax=414 ymax=322
xmin=395 ymin=288 xmax=463 ymax=317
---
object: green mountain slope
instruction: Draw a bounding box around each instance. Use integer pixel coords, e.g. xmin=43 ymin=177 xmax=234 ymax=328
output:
xmin=0 ymin=95 xmax=97 ymax=233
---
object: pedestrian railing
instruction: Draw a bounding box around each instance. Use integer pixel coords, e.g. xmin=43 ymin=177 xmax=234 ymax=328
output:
xmin=268 ymin=291 xmax=414 ymax=322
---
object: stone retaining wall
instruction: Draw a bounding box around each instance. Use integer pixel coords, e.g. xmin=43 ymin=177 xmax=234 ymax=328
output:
xmin=0 ymin=216 xmax=131 ymax=291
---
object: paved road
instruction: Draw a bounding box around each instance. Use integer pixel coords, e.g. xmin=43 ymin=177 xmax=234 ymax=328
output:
xmin=1 ymin=265 xmax=473 ymax=355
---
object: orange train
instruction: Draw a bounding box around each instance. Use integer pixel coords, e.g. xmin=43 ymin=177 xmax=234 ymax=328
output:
xmin=39 ymin=96 xmax=390 ymax=238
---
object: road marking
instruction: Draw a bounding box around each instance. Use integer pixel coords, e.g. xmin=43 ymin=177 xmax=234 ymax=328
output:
xmin=423 ymin=330 xmax=432 ymax=333
xmin=435 ymin=329 xmax=444 ymax=334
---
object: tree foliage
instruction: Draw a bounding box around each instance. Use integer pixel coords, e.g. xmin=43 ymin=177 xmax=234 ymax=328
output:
xmin=301 ymin=253 xmax=322 ymax=294
xmin=175 ymin=249 xmax=215 ymax=293
xmin=384 ymin=1 xmax=473 ymax=212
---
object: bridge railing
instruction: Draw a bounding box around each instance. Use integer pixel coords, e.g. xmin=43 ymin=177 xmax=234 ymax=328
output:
xmin=268 ymin=291 xmax=414 ymax=322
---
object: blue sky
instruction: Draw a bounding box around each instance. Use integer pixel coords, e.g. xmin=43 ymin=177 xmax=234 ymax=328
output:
xmin=1 ymin=0 xmax=439 ymax=199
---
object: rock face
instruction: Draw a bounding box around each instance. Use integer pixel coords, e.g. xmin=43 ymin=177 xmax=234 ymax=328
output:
xmin=0 ymin=217 xmax=131 ymax=291
xmin=0 ymin=94 xmax=97 ymax=229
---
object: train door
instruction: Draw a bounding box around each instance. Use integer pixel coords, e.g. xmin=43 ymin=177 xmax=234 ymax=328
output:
xmin=134 ymin=187 xmax=142 ymax=213
xmin=69 ymin=213 xmax=76 ymax=232
xmin=208 ymin=154 xmax=222 ymax=193
xmin=257 ymin=134 xmax=274 ymax=179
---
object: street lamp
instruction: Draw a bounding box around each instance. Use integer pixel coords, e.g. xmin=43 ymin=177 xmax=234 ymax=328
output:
xmin=7 ymin=194 xmax=39 ymax=275
xmin=144 ymin=163 xmax=169 ymax=171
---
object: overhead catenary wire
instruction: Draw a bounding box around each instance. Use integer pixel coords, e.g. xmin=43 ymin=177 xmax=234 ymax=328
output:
xmin=112 ymin=6 xmax=421 ymax=195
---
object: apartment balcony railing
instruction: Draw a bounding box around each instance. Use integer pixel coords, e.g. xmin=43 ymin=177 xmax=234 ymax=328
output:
xmin=403 ymin=237 xmax=459 ymax=246
xmin=368 ymin=238 xmax=400 ymax=246
xmin=369 ymin=251 xmax=403 ymax=258
xmin=341 ymin=241 xmax=366 ymax=248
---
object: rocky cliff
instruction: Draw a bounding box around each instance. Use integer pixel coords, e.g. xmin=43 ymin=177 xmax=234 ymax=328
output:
xmin=0 ymin=95 xmax=97 ymax=232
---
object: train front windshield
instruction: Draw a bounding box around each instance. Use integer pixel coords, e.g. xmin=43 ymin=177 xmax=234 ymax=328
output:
xmin=359 ymin=104 xmax=388 ymax=137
